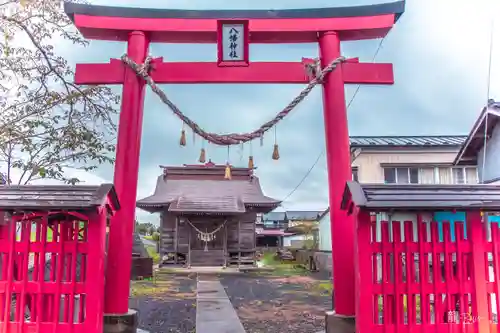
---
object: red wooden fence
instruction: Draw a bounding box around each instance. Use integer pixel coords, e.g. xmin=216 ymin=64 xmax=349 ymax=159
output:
xmin=0 ymin=212 xmax=106 ymax=333
xmin=356 ymin=210 xmax=499 ymax=333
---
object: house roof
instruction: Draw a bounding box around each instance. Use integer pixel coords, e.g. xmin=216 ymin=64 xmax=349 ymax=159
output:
xmin=286 ymin=210 xmax=322 ymax=220
xmin=263 ymin=211 xmax=287 ymax=221
xmin=137 ymin=165 xmax=280 ymax=214
xmin=341 ymin=181 xmax=500 ymax=213
xmin=262 ymin=210 xmax=324 ymax=222
xmin=349 ymin=135 xmax=467 ymax=148
xmin=0 ymin=184 xmax=119 ymax=212
xmin=256 ymin=229 xmax=293 ymax=237
xmin=454 ymin=100 xmax=500 ymax=166
xmin=318 ymin=207 xmax=330 ymax=220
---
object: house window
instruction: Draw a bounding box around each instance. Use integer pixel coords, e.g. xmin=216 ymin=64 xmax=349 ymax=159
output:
xmin=452 ymin=167 xmax=478 ymax=184
xmin=384 ymin=167 xmax=419 ymax=184
xmin=452 ymin=168 xmax=466 ymax=184
xmin=352 ymin=167 xmax=359 ymax=182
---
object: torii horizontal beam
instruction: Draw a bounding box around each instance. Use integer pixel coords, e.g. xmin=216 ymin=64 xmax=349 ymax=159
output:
xmin=64 ymin=1 xmax=405 ymax=43
xmin=75 ymin=58 xmax=394 ymax=85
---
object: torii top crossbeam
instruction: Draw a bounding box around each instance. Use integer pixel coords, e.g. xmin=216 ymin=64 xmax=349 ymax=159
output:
xmin=64 ymin=1 xmax=404 ymax=43
xmin=65 ymin=2 xmax=404 ymax=85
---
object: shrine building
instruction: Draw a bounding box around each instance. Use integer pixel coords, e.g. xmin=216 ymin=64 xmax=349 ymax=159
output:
xmin=136 ymin=161 xmax=280 ymax=267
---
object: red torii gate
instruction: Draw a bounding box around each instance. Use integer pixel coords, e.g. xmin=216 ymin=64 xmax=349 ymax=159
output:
xmin=64 ymin=0 xmax=404 ymax=325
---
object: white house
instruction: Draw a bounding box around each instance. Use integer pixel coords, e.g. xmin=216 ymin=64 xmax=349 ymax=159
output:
xmin=318 ymin=208 xmax=331 ymax=251
xmin=319 ymin=134 xmax=475 ymax=251
xmin=455 ymin=99 xmax=500 ymax=184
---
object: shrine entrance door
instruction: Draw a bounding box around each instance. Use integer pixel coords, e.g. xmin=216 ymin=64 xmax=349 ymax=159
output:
xmin=188 ymin=220 xmax=226 ymax=267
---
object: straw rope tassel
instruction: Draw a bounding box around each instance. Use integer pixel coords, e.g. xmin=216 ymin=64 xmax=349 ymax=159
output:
xmin=248 ymin=141 xmax=254 ymax=169
xmin=179 ymin=129 xmax=186 ymax=146
xmin=224 ymin=146 xmax=232 ymax=180
xmin=272 ymin=127 xmax=280 ymax=160
xmin=224 ymin=163 xmax=232 ymax=180
xmin=248 ymin=156 xmax=254 ymax=169
xmin=199 ymin=148 xmax=206 ymax=163
xmin=272 ymin=144 xmax=280 ymax=160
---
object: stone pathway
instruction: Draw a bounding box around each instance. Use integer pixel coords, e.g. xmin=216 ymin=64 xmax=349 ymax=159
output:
xmin=196 ymin=277 xmax=246 ymax=333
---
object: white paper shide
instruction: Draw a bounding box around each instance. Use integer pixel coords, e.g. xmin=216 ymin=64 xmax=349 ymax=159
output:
xmin=221 ymin=24 xmax=245 ymax=61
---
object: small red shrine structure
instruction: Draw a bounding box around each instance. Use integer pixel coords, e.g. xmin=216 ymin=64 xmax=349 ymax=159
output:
xmin=64 ymin=0 xmax=405 ymax=324
xmin=0 ymin=184 xmax=119 ymax=333
xmin=342 ymin=182 xmax=500 ymax=333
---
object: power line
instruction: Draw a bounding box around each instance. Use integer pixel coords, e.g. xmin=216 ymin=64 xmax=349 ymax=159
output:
xmin=485 ymin=3 xmax=495 ymax=103
xmin=281 ymin=36 xmax=388 ymax=203
xmin=481 ymin=2 xmax=496 ymax=181
xmin=281 ymin=151 xmax=324 ymax=202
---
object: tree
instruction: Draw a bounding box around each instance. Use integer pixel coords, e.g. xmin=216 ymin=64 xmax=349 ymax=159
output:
xmin=135 ymin=223 xmax=148 ymax=235
xmin=293 ymin=223 xmax=318 ymax=250
xmin=0 ymin=0 xmax=119 ymax=185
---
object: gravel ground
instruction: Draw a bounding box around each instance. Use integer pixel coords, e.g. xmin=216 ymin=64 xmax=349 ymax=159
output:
xmin=129 ymin=274 xmax=197 ymax=333
xmin=128 ymin=271 xmax=332 ymax=333
xmin=220 ymin=272 xmax=333 ymax=333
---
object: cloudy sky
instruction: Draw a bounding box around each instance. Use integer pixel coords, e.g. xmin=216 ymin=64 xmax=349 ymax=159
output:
xmin=50 ymin=0 xmax=500 ymax=223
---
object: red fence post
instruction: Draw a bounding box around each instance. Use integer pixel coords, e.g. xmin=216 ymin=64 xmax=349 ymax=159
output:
xmin=355 ymin=210 xmax=373 ymax=333
xmin=87 ymin=210 xmax=108 ymax=332
xmin=467 ymin=211 xmax=490 ymax=333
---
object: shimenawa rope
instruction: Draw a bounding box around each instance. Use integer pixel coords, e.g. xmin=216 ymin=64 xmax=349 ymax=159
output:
xmin=121 ymin=55 xmax=346 ymax=146
xmin=186 ymin=218 xmax=227 ymax=241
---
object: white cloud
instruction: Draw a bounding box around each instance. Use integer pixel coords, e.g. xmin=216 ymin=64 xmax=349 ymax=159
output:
xmin=0 ymin=164 xmax=108 ymax=186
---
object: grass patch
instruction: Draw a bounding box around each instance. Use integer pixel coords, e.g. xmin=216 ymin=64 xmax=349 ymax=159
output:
xmin=268 ymin=264 xmax=309 ymax=277
xmin=144 ymin=235 xmax=154 ymax=240
xmin=130 ymin=280 xmax=170 ymax=298
xmin=146 ymin=245 xmax=160 ymax=264
xmin=260 ymin=252 xmax=278 ymax=266
xmin=311 ymin=280 xmax=333 ymax=296
xmin=257 ymin=252 xmax=308 ymax=277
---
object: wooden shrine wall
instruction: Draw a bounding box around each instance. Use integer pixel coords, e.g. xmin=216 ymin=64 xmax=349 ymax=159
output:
xmin=160 ymin=212 xmax=257 ymax=256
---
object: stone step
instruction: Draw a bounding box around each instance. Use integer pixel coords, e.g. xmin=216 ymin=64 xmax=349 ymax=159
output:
xmin=196 ymin=279 xmax=246 ymax=333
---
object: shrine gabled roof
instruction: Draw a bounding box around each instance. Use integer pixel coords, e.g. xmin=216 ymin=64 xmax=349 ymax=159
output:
xmin=137 ymin=166 xmax=280 ymax=214
xmin=341 ymin=181 xmax=500 ymax=213
xmin=0 ymin=184 xmax=119 ymax=212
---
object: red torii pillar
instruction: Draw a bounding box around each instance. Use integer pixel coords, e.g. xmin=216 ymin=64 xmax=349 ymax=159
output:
xmin=64 ymin=0 xmax=404 ymax=323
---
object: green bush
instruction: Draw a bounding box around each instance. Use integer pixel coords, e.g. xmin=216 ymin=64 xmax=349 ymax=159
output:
xmin=146 ymin=246 xmax=160 ymax=264
xmin=152 ymin=232 xmax=160 ymax=242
